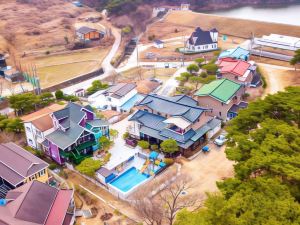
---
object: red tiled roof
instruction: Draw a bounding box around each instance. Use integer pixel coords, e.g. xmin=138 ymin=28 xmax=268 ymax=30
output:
xmin=218 ymin=58 xmax=250 ymax=77
xmin=45 ymin=189 xmax=73 ymax=225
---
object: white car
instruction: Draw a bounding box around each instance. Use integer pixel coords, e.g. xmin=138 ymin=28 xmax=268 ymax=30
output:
xmin=214 ymin=135 xmax=227 ymax=146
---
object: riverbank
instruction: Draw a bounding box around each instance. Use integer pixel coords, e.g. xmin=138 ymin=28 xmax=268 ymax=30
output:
xmin=142 ymin=10 xmax=300 ymax=42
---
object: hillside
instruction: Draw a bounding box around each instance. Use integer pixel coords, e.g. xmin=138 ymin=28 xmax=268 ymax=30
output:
xmin=0 ymin=0 xmax=90 ymax=54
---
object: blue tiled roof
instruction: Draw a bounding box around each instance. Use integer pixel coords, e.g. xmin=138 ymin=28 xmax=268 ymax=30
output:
xmin=160 ymin=128 xmax=196 ymax=143
xmin=219 ymin=47 xmax=250 ymax=60
xmin=137 ymin=94 xmax=207 ymax=123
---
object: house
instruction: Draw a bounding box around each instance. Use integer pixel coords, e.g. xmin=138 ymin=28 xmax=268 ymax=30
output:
xmin=219 ymin=47 xmax=250 ymax=61
xmin=136 ymin=79 xmax=161 ymax=95
xmin=181 ymin=3 xmax=190 ymax=10
xmin=0 ymin=180 xmax=75 ymax=225
xmin=76 ymin=26 xmax=104 ymax=41
xmin=194 ymin=78 xmax=247 ymax=120
xmin=128 ymin=94 xmax=222 ymax=155
xmin=0 ymin=142 xmax=49 ymax=198
xmin=154 ymin=40 xmax=164 ymax=49
xmin=43 ymin=102 xmax=109 ymax=165
xmin=254 ymin=34 xmax=300 ymax=51
xmin=22 ymin=104 xmax=66 ymax=150
xmin=185 ymin=27 xmax=218 ymax=53
xmin=217 ymin=58 xmax=259 ymax=87
xmin=88 ymin=83 xmax=143 ymax=112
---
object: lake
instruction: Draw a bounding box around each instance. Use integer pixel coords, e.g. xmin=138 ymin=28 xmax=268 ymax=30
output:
xmin=208 ymin=5 xmax=300 ymax=26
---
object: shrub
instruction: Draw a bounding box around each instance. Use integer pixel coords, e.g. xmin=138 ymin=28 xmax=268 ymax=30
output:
xmin=123 ymin=132 xmax=130 ymax=140
xmin=103 ymin=152 xmax=111 ymax=163
xmin=148 ymin=34 xmax=156 ymax=41
xmin=76 ymin=158 xmax=103 ymax=177
xmin=200 ymin=71 xmax=208 ymax=78
xmin=161 ymin=139 xmax=178 ymax=154
xmin=163 ymin=158 xmax=175 ymax=166
xmin=55 ymin=90 xmax=64 ymax=100
xmin=242 ymin=93 xmax=250 ymax=99
xmin=49 ymin=163 xmax=58 ymax=170
xmin=151 ymin=144 xmax=158 ymax=151
xmin=122 ymin=25 xmax=132 ymax=34
xmin=138 ymin=140 xmax=150 ymax=149
xmin=202 ymin=63 xmax=218 ymax=75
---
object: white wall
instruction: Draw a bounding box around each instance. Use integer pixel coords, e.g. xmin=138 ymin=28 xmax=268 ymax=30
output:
xmin=186 ymin=42 xmax=218 ymax=52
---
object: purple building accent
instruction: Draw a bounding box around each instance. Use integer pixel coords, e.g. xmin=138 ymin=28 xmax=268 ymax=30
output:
xmin=79 ymin=117 xmax=86 ymax=127
xmin=82 ymin=109 xmax=94 ymax=120
xmin=49 ymin=142 xmax=62 ymax=165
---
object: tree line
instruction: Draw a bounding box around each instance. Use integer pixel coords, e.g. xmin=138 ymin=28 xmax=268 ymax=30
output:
xmin=175 ymin=87 xmax=300 ymax=225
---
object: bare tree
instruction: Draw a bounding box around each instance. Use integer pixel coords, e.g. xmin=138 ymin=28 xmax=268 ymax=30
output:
xmin=133 ymin=196 xmax=163 ymax=225
xmin=158 ymin=175 xmax=196 ymax=225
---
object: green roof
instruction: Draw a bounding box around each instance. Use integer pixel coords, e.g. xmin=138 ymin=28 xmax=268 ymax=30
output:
xmin=195 ymin=79 xmax=241 ymax=103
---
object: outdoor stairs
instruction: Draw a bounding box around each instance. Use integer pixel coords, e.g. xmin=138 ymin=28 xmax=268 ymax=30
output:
xmin=0 ymin=184 xmax=11 ymax=199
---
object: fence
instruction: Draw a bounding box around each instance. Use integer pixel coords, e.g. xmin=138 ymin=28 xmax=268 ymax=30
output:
xmin=43 ymin=68 xmax=104 ymax=93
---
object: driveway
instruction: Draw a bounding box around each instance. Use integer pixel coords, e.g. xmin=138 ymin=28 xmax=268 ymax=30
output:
xmin=180 ymin=142 xmax=234 ymax=197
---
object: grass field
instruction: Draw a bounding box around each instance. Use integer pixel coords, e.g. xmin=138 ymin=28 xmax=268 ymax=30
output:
xmin=27 ymin=47 xmax=111 ymax=88
xmin=142 ymin=10 xmax=300 ymax=43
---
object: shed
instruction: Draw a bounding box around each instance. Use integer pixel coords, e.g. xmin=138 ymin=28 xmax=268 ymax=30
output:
xmin=154 ymin=40 xmax=164 ymax=49
xmin=96 ymin=167 xmax=116 ymax=184
xmin=76 ymin=26 xmax=104 ymax=41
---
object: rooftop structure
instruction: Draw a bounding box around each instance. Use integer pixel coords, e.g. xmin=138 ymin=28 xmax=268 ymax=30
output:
xmin=254 ymin=34 xmax=300 ymax=51
xmin=0 ymin=181 xmax=74 ymax=225
xmin=195 ymin=79 xmax=242 ymax=104
xmin=219 ymin=47 xmax=250 ymax=61
xmin=0 ymin=142 xmax=48 ymax=189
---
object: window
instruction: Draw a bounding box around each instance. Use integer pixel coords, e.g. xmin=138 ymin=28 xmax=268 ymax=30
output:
xmin=107 ymin=97 xmax=111 ymax=102
xmin=39 ymin=169 xmax=45 ymax=176
xmin=219 ymin=112 xmax=222 ymax=116
xmin=26 ymin=127 xmax=31 ymax=132
xmin=28 ymin=139 xmax=33 ymax=145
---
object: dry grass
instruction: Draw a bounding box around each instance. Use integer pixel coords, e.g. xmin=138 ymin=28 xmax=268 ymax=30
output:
xmin=0 ymin=0 xmax=90 ymax=54
xmin=142 ymin=10 xmax=300 ymax=43
xmin=120 ymin=67 xmax=176 ymax=82
xmin=24 ymin=47 xmax=111 ymax=88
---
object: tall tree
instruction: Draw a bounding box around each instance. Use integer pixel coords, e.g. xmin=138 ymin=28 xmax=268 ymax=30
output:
xmin=290 ymin=49 xmax=300 ymax=71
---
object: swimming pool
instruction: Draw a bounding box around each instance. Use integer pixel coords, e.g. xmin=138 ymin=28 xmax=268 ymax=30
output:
xmin=109 ymin=167 xmax=149 ymax=193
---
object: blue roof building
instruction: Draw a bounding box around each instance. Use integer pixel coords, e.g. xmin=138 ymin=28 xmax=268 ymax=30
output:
xmin=128 ymin=94 xmax=222 ymax=154
xmin=219 ymin=47 xmax=250 ymax=61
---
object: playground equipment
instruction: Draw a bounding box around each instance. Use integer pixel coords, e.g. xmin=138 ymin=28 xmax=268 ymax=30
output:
xmin=140 ymin=151 xmax=167 ymax=175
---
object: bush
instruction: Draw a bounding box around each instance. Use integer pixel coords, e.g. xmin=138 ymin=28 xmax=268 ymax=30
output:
xmin=103 ymin=152 xmax=111 ymax=163
xmin=242 ymin=93 xmax=250 ymax=99
xmin=59 ymin=170 xmax=68 ymax=179
xmin=138 ymin=140 xmax=150 ymax=149
xmin=163 ymin=158 xmax=175 ymax=166
xmin=49 ymin=163 xmax=58 ymax=170
xmin=55 ymin=90 xmax=64 ymax=100
xmin=76 ymin=158 xmax=103 ymax=177
xmin=202 ymin=63 xmax=218 ymax=75
xmin=123 ymin=132 xmax=129 ymax=140
xmin=161 ymin=139 xmax=178 ymax=154
xmin=151 ymin=144 xmax=158 ymax=151
xmin=45 ymin=51 xmax=50 ymax=55
xmin=200 ymin=71 xmax=208 ymax=78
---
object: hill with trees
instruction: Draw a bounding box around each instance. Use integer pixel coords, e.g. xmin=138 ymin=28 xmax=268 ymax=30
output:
xmin=175 ymin=87 xmax=300 ymax=225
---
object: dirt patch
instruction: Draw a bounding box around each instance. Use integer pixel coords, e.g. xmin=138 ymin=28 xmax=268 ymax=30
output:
xmin=258 ymin=64 xmax=300 ymax=97
xmin=142 ymin=10 xmax=300 ymax=43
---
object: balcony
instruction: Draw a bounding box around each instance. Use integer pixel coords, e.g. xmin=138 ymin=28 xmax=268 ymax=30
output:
xmin=60 ymin=140 xmax=96 ymax=165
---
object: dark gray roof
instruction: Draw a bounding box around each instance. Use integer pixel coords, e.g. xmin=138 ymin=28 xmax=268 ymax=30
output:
xmin=137 ymin=94 xmax=207 ymax=122
xmin=210 ymin=28 xmax=218 ymax=32
xmin=229 ymin=102 xmax=248 ymax=113
xmin=106 ymin=83 xmax=136 ymax=99
xmin=14 ymin=181 xmax=58 ymax=224
xmin=46 ymin=122 xmax=84 ymax=149
xmin=83 ymin=105 xmax=94 ymax=112
xmin=130 ymin=110 xmax=197 ymax=148
xmin=191 ymin=118 xmax=221 ymax=142
xmin=77 ymin=26 xmax=97 ymax=34
xmin=251 ymin=73 xmax=262 ymax=86
xmin=188 ymin=27 xmax=216 ymax=46
xmin=0 ymin=143 xmax=48 ymax=186
xmin=154 ymin=39 xmax=164 ymax=44
xmin=87 ymin=119 xmax=109 ymax=127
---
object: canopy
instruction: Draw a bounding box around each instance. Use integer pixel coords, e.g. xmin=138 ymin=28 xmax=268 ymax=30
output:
xmin=163 ymin=117 xmax=191 ymax=130
xmin=149 ymin=151 xmax=159 ymax=160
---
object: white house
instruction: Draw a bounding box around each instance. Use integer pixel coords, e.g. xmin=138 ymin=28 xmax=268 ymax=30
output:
xmin=88 ymin=83 xmax=140 ymax=112
xmin=185 ymin=27 xmax=218 ymax=52
xmin=21 ymin=104 xmax=65 ymax=150
xmin=154 ymin=40 xmax=164 ymax=49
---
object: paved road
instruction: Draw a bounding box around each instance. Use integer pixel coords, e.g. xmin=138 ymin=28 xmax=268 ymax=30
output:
xmin=157 ymin=66 xmax=188 ymax=96
xmin=62 ymin=26 xmax=122 ymax=95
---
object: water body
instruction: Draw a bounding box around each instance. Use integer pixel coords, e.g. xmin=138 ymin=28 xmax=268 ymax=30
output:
xmin=208 ymin=5 xmax=300 ymax=26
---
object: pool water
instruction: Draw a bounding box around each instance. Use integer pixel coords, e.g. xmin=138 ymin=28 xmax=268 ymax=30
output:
xmin=109 ymin=167 xmax=149 ymax=193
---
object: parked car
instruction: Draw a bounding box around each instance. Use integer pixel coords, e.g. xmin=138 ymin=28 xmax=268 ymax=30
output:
xmin=214 ymin=135 xmax=227 ymax=146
